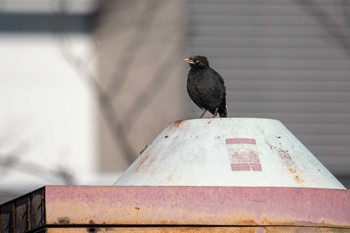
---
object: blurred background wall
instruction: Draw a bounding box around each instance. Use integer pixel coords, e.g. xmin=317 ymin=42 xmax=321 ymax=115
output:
xmin=95 ymin=0 xmax=186 ymax=171
xmin=1 ymin=0 xmax=350 ymax=204
xmin=0 ymin=0 xmax=98 ymax=203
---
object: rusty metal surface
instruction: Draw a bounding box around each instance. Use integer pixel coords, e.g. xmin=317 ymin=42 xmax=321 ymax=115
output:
xmin=14 ymin=196 xmax=29 ymax=233
xmin=46 ymin=227 xmax=256 ymax=233
xmin=44 ymin=186 xmax=350 ymax=228
xmin=45 ymin=227 xmax=349 ymax=233
xmin=0 ymin=201 xmax=13 ymax=233
xmin=1 ymin=186 xmax=350 ymax=233
xmin=0 ymin=187 xmax=44 ymax=233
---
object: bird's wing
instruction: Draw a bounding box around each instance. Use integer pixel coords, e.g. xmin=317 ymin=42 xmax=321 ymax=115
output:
xmin=206 ymin=68 xmax=226 ymax=94
xmin=211 ymin=68 xmax=225 ymax=86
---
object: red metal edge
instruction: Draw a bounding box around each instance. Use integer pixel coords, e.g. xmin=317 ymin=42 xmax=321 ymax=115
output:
xmin=41 ymin=186 xmax=350 ymax=228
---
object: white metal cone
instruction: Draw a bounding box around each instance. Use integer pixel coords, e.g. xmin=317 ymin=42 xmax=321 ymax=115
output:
xmin=114 ymin=118 xmax=345 ymax=189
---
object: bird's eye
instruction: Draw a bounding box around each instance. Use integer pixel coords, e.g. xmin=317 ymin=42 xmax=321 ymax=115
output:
xmin=194 ymin=59 xmax=200 ymax=64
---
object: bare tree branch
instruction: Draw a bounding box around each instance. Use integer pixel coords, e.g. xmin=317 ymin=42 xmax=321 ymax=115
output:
xmin=57 ymin=38 xmax=136 ymax=163
xmin=107 ymin=0 xmax=161 ymax=97
xmin=0 ymin=155 xmax=74 ymax=184
xmin=0 ymin=120 xmax=31 ymax=178
xmin=53 ymin=0 xmax=184 ymax=164
xmin=341 ymin=0 xmax=350 ymax=31
xmin=54 ymin=0 xmax=136 ymax=163
xmin=123 ymin=41 xmax=184 ymax=129
xmin=294 ymin=0 xmax=350 ymax=57
xmin=0 ymin=120 xmax=74 ymax=184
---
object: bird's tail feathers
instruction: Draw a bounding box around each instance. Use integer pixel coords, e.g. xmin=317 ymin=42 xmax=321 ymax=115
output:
xmin=218 ymin=102 xmax=227 ymax=117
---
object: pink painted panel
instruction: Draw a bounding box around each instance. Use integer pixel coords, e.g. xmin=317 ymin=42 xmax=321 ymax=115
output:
xmin=44 ymin=186 xmax=350 ymax=228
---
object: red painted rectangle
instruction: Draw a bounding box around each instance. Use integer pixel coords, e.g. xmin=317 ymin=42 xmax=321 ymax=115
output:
xmin=225 ymin=138 xmax=256 ymax=145
xmin=231 ymin=151 xmax=261 ymax=164
xmin=225 ymin=138 xmax=262 ymax=172
xmin=231 ymin=163 xmax=262 ymax=171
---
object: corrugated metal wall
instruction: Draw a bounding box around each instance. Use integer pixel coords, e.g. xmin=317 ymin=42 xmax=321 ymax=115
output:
xmin=185 ymin=0 xmax=350 ymax=187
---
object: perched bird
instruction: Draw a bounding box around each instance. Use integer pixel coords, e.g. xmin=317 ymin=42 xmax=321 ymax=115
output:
xmin=184 ymin=55 xmax=227 ymax=118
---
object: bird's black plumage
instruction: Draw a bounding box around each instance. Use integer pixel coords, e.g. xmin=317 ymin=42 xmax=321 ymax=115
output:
xmin=184 ymin=55 xmax=227 ymax=118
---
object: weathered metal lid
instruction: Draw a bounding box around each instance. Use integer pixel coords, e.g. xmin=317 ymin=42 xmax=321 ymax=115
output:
xmin=114 ymin=118 xmax=345 ymax=189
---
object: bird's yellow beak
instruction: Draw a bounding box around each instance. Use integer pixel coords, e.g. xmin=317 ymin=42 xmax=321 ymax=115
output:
xmin=184 ymin=58 xmax=195 ymax=64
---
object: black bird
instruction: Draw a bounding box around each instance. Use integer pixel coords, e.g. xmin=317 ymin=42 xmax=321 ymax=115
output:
xmin=184 ymin=55 xmax=227 ymax=118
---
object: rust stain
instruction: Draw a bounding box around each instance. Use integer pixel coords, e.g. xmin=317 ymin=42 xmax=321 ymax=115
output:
xmin=172 ymin=120 xmax=185 ymax=127
xmin=135 ymin=207 xmax=140 ymax=211
xmin=45 ymin=227 xmax=349 ymax=233
xmin=294 ymin=175 xmax=304 ymax=183
xmin=48 ymin=228 xmax=258 ymax=233
xmin=166 ymin=174 xmax=174 ymax=182
xmin=288 ymin=166 xmax=304 ymax=183
xmin=293 ymin=219 xmax=350 ymax=230
xmin=232 ymin=217 xmax=258 ymax=225
xmin=260 ymin=215 xmax=294 ymax=226
xmin=318 ymin=219 xmax=343 ymax=228
xmin=57 ymin=216 xmax=70 ymax=224
xmin=289 ymin=167 xmax=296 ymax=173
xmin=260 ymin=216 xmax=346 ymax=229
xmin=267 ymin=140 xmax=304 ymax=184
xmin=134 ymin=154 xmax=157 ymax=174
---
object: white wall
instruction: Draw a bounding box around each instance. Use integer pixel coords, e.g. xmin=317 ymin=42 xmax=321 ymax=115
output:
xmin=0 ymin=34 xmax=113 ymax=196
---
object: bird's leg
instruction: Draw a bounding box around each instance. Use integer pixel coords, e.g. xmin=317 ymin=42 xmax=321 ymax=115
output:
xmin=199 ymin=110 xmax=207 ymax=118
xmin=211 ymin=108 xmax=218 ymax=118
